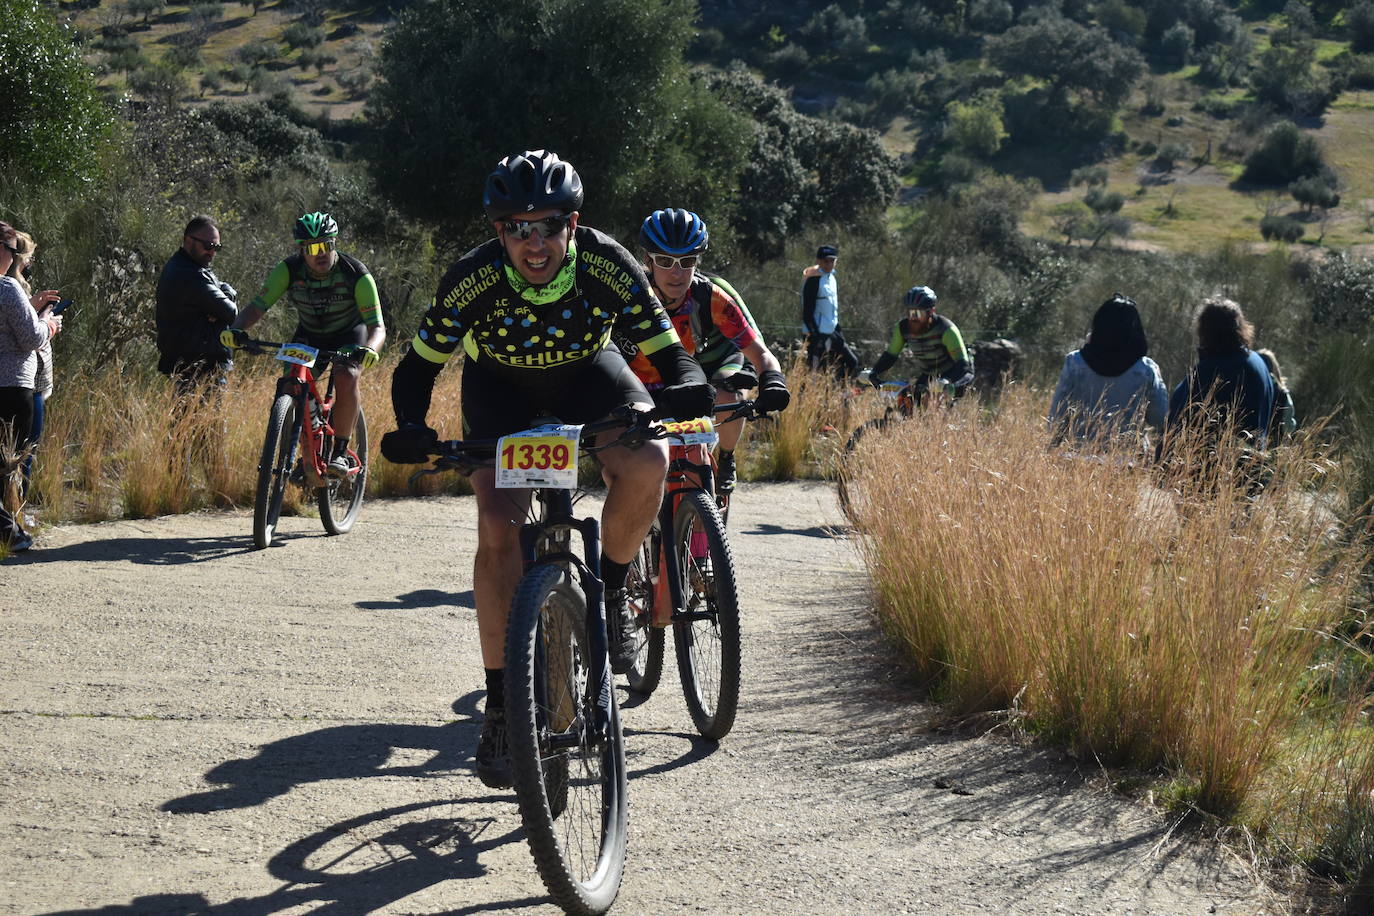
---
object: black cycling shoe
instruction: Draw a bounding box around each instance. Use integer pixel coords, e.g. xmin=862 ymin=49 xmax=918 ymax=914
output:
xmin=606 ymin=588 xmax=638 ymax=675
xmin=717 ymin=450 xmax=737 ymax=494
xmin=475 ymin=706 xmax=513 ymax=789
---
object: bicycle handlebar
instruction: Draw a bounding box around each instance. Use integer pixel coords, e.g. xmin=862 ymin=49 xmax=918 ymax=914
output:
xmin=239 ymin=337 xmax=361 ymax=367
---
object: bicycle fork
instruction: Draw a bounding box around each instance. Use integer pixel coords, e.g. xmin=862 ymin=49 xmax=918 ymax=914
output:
xmin=520 ymin=503 xmax=615 ymax=745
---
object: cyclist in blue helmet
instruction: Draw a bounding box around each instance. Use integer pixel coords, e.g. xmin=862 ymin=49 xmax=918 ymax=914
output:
xmin=625 ymin=208 xmax=790 ymax=493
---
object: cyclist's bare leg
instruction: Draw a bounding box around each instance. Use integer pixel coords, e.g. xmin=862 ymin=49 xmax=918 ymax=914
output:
xmin=594 ymin=418 xmax=668 ymax=565
xmin=331 ymin=362 xmax=362 ymax=439
xmin=471 ymin=467 xmax=533 ymax=669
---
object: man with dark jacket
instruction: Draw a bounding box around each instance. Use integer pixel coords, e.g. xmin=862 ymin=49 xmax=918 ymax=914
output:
xmin=155 ymin=215 xmax=238 ymax=393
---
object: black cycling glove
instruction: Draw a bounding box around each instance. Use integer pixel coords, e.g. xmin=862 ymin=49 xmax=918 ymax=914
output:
xmin=755 ymin=368 xmax=791 ymax=413
xmin=659 ymin=382 xmax=716 ymax=421
xmin=380 ymin=424 xmax=438 ymax=464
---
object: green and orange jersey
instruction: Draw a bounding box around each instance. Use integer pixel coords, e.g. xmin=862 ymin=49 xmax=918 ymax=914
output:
xmin=623 ymin=273 xmax=760 ymax=389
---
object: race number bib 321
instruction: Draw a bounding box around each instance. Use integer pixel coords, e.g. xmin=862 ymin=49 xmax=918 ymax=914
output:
xmin=495 ymin=424 xmax=583 ymax=489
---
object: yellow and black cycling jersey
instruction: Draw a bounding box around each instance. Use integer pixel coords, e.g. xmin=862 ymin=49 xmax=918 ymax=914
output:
xmin=411 ymin=225 xmax=680 ymax=379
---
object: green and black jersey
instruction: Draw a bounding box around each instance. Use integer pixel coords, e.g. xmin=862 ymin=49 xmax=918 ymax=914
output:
xmin=411 ymin=225 xmax=681 ymax=380
xmin=871 ymin=314 xmax=972 ymax=383
xmin=248 ymin=252 xmax=382 ymax=337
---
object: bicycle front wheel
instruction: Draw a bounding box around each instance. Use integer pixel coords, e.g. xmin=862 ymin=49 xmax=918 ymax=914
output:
xmin=624 ymin=530 xmax=665 ymax=696
xmin=671 ymin=489 xmax=742 ymax=740
xmin=506 ymin=563 xmax=627 ymax=915
xmin=319 ymin=406 xmax=367 ymax=535
xmin=253 ymin=394 xmax=299 ymax=549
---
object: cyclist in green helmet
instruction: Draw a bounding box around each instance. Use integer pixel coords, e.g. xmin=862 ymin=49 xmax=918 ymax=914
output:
xmin=222 ymin=211 xmax=386 ymax=475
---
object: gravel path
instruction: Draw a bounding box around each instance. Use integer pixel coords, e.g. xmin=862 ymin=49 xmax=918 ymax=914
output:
xmin=1 ymin=482 xmax=1276 ymax=914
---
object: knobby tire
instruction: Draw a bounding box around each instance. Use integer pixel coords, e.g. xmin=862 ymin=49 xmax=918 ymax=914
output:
xmin=671 ymin=489 xmax=742 ymax=740
xmin=252 ymin=394 xmax=299 ymax=549
xmin=624 ymin=528 xmax=665 ymax=696
xmin=505 ymin=563 xmax=627 ymax=915
xmin=319 ymin=406 xmax=367 ymax=535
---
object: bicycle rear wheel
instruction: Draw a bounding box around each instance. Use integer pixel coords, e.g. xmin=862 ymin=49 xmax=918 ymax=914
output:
xmin=671 ymin=489 xmax=742 ymax=740
xmin=624 ymin=528 xmax=665 ymax=696
xmin=253 ymin=394 xmax=300 ymax=549
xmin=506 ymin=563 xmax=627 ymax=915
xmin=319 ymin=406 xmax=367 ymax=535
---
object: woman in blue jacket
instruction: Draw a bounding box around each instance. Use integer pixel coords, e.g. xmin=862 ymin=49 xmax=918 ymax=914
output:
xmin=1166 ymin=296 xmax=1274 ymax=448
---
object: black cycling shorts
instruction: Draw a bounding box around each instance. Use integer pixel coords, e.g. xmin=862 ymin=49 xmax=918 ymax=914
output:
xmin=461 ymin=346 xmax=651 ymax=439
xmin=291 ymin=324 xmax=367 ymax=371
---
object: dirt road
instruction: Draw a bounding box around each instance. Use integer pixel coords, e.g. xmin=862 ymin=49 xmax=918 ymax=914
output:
xmin=2 ymin=482 xmax=1274 ymax=914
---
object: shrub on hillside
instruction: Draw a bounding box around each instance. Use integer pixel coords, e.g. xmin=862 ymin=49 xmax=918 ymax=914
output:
xmin=1290 ymin=175 xmax=1340 ymax=212
xmin=1350 ymin=1 xmax=1374 ymax=53
xmin=1242 ymin=121 xmax=1329 ymax=186
xmin=0 ymin=0 xmax=117 ymax=190
xmin=1307 ymin=253 xmax=1374 ymax=331
xmin=1260 ymin=213 xmax=1305 ymax=243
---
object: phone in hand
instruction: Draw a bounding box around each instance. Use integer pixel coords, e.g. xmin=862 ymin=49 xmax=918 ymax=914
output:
xmin=51 ymin=298 xmax=74 ymax=315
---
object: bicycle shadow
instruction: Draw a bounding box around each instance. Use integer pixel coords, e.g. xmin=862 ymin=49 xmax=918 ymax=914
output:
xmin=162 ymin=692 xmax=486 ymax=814
xmin=6 ymin=534 xmax=253 ymax=566
xmin=739 ymin=521 xmax=835 ymax=540
xmin=41 ymin=801 xmax=545 ymax=916
xmin=622 ymin=725 xmax=721 ymax=778
xmin=356 ymin=588 xmax=476 ymax=611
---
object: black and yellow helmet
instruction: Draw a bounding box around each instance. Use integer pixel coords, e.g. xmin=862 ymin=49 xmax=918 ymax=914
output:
xmin=293 ymin=211 xmax=338 ymax=241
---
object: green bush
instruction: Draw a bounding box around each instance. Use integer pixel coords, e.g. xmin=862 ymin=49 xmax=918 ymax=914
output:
xmin=1260 ymin=213 xmax=1305 ymax=243
xmin=1242 ymin=121 xmax=1329 ymax=186
xmin=0 ymin=0 xmax=117 ymax=190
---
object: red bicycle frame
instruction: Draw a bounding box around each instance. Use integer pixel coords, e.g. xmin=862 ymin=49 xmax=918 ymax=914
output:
xmin=277 ymin=362 xmax=340 ymax=488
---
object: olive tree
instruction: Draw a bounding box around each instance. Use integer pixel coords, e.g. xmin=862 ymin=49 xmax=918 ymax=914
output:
xmin=0 ymin=0 xmax=116 ymax=190
xmin=366 ymin=0 xmax=747 ymax=239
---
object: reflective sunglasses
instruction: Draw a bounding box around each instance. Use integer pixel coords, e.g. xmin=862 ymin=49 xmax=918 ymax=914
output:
xmin=187 ymin=236 xmax=223 ymax=251
xmin=299 ymin=238 xmax=336 ymax=256
xmin=500 ymin=215 xmax=571 ymax=240
xmin=647 ymin=253 xmax=700 ymax=271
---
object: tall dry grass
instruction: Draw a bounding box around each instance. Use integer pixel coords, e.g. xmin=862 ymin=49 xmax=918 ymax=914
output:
xmin=23 ymin=353 xmax=467 ymax=526
xmin=742 ymin=356 xmax=888 ymax=482
xmin=846 ymin=384 xmax=1374 ymax=874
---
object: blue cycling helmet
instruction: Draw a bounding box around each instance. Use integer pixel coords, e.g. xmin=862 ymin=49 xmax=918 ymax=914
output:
xmin=904 ymin=285 xmax=937 ymax=310
xmin=640 ymin=208 xmax=709 ymax=255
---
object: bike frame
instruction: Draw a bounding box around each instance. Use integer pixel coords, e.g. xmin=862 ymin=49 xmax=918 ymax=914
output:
xmin=276 ymin=363 xmax=337 ymax=487
xmin=647 ymin=437 xmax=717 ymax=628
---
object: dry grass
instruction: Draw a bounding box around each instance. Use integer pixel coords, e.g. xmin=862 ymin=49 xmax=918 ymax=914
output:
xmin=23 ymin=353 xmax=466 ymax=528
xmin=845 ymin=385 xmax=1374 ymax=874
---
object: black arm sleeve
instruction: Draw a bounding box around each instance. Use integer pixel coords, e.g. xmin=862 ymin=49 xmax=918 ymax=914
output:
xmin=391 ymin=348 xmax=444 ymax=426
xmin=646 ymin=342 xmax=708 ymax=388
xmin=801 ymin=277 xmax=819 ymax=334
xmin=940 ymin=360 xmax=974 ymax=389
xmin=871 ymin=351 xmax=898 ymax=378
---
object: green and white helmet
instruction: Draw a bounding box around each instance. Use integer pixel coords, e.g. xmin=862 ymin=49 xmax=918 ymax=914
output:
xmin=293 ymin=211 xmax=338 ymax=241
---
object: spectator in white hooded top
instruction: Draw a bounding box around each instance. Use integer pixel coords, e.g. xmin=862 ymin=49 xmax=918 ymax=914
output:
xmin=1049 ymin=293 xmax=1167 ymax=452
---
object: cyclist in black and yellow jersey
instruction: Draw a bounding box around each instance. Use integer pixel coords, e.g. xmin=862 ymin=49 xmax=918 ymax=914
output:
xmin=222 ymin=212 xmax=386 ymax=475
xmin=380 ymin=150 xmax=713 ymax=789
xmin=865 ymin=285 xmax=974 ymax=404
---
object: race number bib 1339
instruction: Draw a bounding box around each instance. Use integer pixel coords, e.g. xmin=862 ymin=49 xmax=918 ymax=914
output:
xmin=275 ymin=343 xmax=319 ymax=367
xmin=496 ymin=424 xmax=583 ymax=489
xmin=661 ymin=416 xmax=718 ymax=447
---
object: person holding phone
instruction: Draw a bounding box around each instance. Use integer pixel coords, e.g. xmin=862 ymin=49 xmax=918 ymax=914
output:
xmin=7 ymin=231 xmax=62 ymax=496
xmin=0 ymin=221 xmax=61 ymax=552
